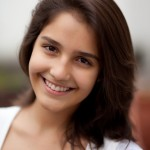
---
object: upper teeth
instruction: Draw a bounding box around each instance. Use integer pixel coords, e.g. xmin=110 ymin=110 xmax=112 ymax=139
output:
xmin=45 ymin=80 xmax=70 ymax=92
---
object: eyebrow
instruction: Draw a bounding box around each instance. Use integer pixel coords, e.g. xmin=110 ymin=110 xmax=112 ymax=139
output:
xmin=41 ymin=36 xmax=62 ymax=48
xmin=77 ymin=51 xmax=99 ymax=61
xmin=40 ymin=36 xmax=99 ymax=61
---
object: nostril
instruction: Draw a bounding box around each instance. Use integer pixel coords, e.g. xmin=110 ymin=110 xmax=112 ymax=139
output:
xmin=49 ymin=67 xmax=71 ymax=81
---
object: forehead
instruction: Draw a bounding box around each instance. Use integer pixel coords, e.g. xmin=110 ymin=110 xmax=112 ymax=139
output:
xmin=43 ymin=10 xmax=96 ymax=38
xmin=39 ymin=12 xmax=99 ymax=55
xmin=50 ymin=9 xmax=88 ymax=25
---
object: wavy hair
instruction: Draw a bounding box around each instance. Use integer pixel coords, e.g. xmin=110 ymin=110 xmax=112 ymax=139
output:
xmin=19 ymin=0 xmax=135 ymax=149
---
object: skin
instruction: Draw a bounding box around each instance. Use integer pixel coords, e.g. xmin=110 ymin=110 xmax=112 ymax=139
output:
xmin=29 ymin=12 xmax=99 ymax=114
xmin=2 ymin=12 xmax=99 ymax=150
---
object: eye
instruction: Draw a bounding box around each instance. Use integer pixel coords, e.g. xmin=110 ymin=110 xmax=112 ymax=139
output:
xmin=43 ymin=45 xmax=58 ymax=54
xmin=76 ymin=57 xmax=92 ymax=66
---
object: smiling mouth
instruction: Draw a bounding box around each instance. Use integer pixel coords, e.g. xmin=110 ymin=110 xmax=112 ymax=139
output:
xmin=43 ymin=78 xmax=73 ymax=92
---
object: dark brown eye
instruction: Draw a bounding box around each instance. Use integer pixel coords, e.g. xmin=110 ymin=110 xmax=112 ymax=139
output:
xmin=45 ymin=45 xmax=57 ymax=52
xmin=77 ymin=57 xmax=92 ymax=66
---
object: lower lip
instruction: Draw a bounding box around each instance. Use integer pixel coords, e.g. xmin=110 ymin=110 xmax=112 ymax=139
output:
xmin=43 ymin=79 xmax=72 ymax=96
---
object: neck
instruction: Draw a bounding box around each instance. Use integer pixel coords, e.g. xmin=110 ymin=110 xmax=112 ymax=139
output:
xmin=25 ymin=101 xmax=74 ymax=132
xmin=13 ymin=101 xmax=88 ymax=149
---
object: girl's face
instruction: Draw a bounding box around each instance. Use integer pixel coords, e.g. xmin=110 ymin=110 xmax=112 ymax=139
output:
xmin=29 ymin=12 xmax=100 ymax=113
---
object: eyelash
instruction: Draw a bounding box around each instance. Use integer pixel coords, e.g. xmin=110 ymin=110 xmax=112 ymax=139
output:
xmin=42 ymin=44 xmax=92 ymax=66
xmin=43 ymin=44 xmax=58 ymax=54
xmin=76 ymin=56 xmax=92 ymax=66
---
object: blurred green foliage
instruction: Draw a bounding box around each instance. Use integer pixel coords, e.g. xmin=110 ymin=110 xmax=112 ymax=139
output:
xmin=0 ymin=63 xmax=29 ymax=92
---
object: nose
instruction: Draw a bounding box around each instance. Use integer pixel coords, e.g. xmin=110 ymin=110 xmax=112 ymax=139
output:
xmin=49 ymin=59 xmax=71 ymax=81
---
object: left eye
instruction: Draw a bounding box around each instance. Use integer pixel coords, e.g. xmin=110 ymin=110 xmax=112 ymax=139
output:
xmin=77 ymin=57 xmax=91 ymax=66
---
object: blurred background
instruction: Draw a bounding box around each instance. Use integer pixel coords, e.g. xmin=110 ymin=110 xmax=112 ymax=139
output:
xmin=0 ymin=0 xmax=38 ymax=105
xmin=0 ymin=0 xmax=150 ymax=106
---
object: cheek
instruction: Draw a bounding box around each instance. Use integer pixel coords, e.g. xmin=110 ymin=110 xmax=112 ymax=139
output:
xmin=76 ymin=69 xmax=99 ymax=92
xmin=29 ymin=56 xmax=39 ymax=75
xmin=29 ymin=50 xmax=47 ymax=74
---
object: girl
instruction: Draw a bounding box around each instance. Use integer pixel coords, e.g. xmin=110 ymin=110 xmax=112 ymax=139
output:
xmin=0 ymin=0 xmax=142 ymax=149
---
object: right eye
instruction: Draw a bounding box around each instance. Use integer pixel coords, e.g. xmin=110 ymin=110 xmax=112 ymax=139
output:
xmin=43 ymin=45 xmax=58 ymax=54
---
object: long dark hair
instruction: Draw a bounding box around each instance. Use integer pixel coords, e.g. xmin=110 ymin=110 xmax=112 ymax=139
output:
xmin=19 ymin=0 xmax=135 ymax=149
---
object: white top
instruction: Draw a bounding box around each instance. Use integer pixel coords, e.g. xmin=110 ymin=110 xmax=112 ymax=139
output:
xmin=0 ymin=106 xmax=142 ymax=150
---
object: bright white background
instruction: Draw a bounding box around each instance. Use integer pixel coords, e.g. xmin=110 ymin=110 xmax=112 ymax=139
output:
xmin=0 ymin=0 xmax=150 ymax=64
xmin=0 ymin=0 xmax=38 ymax=63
